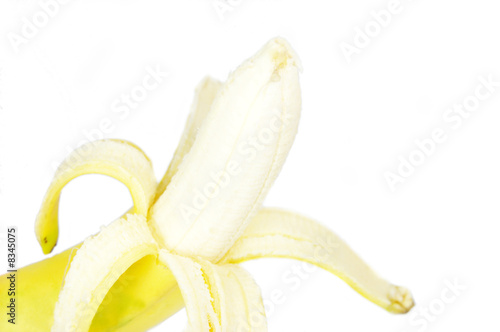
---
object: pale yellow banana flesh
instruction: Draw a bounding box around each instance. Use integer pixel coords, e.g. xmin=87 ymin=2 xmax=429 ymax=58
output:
xmin=159 ymin=250 xmax=267 ymax=332
xmin=150 ymin=38 xmax=302 ymax=262
xmin=35 ymin=139 xmax=157 ymax=254
xmin=155 ymin=77 xmax=222 ymax=200
xmin=52 ymin=214 xmax=158 ymax=331
xmin=222 ymin=208 xmax=414 ymax=314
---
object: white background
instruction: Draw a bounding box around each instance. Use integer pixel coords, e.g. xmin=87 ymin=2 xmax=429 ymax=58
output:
xmin=1 ymin=0 xmax=500 ymax=331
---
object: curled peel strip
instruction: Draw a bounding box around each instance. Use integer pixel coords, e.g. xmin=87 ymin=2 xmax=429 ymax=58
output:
xmin=35 ymin=139 xmax=156 ymax=254
xmin=159 ymin=250 xmax=267 ymax=332
xmin=52 ymin=214 xmax=158 ymax=332
xmin=222 ymin=208 xmax=415 ymax=314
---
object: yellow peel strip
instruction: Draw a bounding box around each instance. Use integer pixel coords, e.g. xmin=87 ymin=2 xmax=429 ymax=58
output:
xmin=221 ymin=208 xmax=414 ymax=314
xmin=159 ymin=250 xmax=267 ymax=332
xmin=35 ymin=139 xmax=156 ymax=254
xmin=51 ymin=214 xmax=158 ymax=332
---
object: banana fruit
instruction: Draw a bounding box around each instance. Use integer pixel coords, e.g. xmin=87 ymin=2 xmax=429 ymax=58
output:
xmin=0 ymin=37 xmax=414 ymax=331
xmin=149 ymin=38 xmax=301 ymax=262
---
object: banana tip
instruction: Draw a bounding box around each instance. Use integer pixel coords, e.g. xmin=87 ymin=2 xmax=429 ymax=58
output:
xmin=39 ymin=236 xmax=56 ymax=255
xmin=387 ymin=285 xmax=415 ymax=314
xmin=265 ymin=37 xmax=303 ymax=72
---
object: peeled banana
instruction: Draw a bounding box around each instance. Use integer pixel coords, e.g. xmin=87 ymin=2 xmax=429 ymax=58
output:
xmin=0 ymin=37 xmax=414 ymax=332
